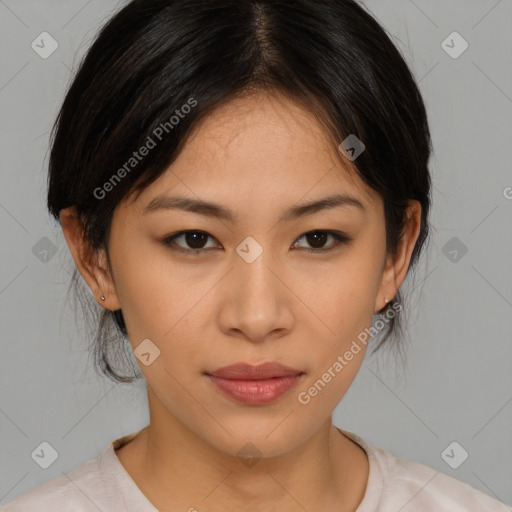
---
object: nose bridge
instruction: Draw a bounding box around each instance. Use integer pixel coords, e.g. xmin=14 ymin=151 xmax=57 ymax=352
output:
xmin=219 ymin=234 xmax=293 ymax=340
xmin=234 ymin=234 xmax=279 ymax=299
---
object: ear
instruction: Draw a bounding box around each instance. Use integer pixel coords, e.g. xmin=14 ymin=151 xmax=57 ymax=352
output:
xmin=375 ymin=200 xmax=422 ymax=312
xmin=59 ymin=206 xmax=122 ymax=310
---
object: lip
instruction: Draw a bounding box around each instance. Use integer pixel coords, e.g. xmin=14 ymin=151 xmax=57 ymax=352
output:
xmin=205 ymin=362 xmax=305 ymax=405
xmin=208 ymin=362 xmax=303 ymax=380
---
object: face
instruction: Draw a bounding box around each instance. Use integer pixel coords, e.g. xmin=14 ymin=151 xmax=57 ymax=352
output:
xmin=64 ymin=91 xmax=419 ymax=459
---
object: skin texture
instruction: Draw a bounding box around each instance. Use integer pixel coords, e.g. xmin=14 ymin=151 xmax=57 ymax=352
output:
xmin=60 ymin=90 xmax=421 ymax=511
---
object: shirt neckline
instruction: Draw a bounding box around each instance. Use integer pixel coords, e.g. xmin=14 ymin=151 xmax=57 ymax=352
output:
xmin=102 ymin=427 xmax=384 ymax=511
xmin=336 ymin=428 xmax=384 ymax=511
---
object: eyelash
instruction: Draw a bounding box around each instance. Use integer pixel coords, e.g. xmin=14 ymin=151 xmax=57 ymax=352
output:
xmin=161 ymin=230 xmax=352 ymax=256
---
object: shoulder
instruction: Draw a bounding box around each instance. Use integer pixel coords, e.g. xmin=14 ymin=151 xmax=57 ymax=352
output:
xmin=339 ymin=429 xmax=510 ymax=512
xmin=1 ymin=451 xmax=106 ymax=512
xmin=370 ymin=443 xmax=511 ymax=511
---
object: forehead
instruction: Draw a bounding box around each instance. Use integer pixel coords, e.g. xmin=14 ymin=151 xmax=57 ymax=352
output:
xmin=130 ymin=91 xmax=381 ymax=215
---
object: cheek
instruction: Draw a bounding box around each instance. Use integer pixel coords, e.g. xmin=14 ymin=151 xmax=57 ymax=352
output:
xmin=108 ymin=234 xmax=178 ymax=340
xmin=303 ymin=248 xmax=383 ymax=380
xmin=303 ymin=253 xmax=381 ymax=339
xmin=296 ymin=294 xmax=373 ymax=413
xmin=109 ymin=239 xmax=213 ymax=372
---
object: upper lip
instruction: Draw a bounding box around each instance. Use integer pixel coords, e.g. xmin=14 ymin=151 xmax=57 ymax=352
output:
xmin=206 ymin=362 xmax=304 ymax=380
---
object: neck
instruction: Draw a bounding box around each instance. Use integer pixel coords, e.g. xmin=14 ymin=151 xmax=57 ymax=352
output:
xmin=115 ymin=387 xmax=369 ymax=512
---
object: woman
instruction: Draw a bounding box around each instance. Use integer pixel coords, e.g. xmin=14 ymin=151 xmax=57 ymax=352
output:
xmin=3 ymin=0 xmax=509 ymax=510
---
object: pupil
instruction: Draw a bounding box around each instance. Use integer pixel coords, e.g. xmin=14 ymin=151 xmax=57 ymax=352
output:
xmin=307 ymin=231 xmax=326 ymax=248
xmin=186 ymin=232 xmax=207 ymax=249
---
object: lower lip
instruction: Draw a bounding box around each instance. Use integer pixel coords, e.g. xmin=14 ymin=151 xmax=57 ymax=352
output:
xmin=206 ymin=374 xmax=303 ymax=405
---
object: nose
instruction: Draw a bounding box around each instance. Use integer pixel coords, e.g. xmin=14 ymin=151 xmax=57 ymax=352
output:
xmin=217 ymin=243 xmax=294 ymax=343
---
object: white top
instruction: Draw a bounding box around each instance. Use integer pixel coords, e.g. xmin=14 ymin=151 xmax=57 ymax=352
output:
xmin=2 ymin=428 xmax=510 ymax=511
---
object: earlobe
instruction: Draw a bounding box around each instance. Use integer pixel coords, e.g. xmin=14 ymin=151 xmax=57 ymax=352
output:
xmin=59 ymin=206 xmax=121 ymax=310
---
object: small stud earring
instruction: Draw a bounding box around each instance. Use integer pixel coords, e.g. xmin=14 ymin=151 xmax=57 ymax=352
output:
xmin=101 ymin=294 xmax=106 ymax=301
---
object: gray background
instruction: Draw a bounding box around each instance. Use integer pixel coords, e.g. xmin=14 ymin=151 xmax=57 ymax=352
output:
xmin=1 ymin=0 xmax=511 ymax=507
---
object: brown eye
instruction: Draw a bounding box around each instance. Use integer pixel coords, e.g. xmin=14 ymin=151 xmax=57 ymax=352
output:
xmin=293 ymin=230 xmax=351 ymax=253
xmin=162 ymin=230 xmax=218 ymax=254
xmin=182 ymin=232 xmax=209 ymax=249
xmin=305 ymin=231 xmax=328 ymax=249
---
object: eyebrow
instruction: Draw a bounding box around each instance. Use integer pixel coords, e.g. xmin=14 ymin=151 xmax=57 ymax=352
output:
xmin=143 ymin=193 xmax=366 ymax=222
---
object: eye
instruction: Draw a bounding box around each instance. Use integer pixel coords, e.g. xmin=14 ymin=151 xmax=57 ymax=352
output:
xmin=162 ymin=229 xmax=352 ymax=256
xmin=292 ymin=230 xmax=352 ymax=253
xmin=162 ymin=230 xmax=219 ymax=255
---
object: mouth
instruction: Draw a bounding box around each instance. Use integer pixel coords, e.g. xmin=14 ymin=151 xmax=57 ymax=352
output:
xmin=205 ymin=362 xmax=305 ymax=405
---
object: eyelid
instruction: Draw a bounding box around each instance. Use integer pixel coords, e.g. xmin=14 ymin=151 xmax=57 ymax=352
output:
xmin=292 ymin=231 xmax=352 ymax=253
xmin=162 ymin=230 xmax=220 ymax=255
xmin=162 ymin=229 xmax=352 ymax=255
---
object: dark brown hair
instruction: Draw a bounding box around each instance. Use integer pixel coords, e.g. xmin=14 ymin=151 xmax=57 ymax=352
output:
xmin=48 ymin=0 xmax=433 ymax=383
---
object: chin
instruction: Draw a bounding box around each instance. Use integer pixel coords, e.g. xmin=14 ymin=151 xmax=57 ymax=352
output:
xmin=193 ymin=413 xmax=315 ymax=460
